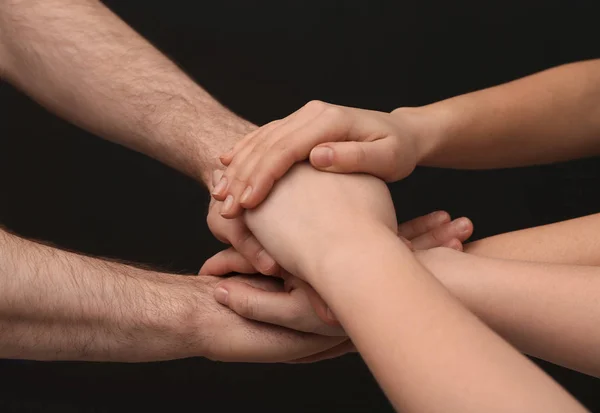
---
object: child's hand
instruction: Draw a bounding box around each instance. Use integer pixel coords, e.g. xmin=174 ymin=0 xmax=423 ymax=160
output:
xmin=202 ymin=211 xmax=473 ymax=337
xmin=212 ymin=101 xmax=428 ymax=218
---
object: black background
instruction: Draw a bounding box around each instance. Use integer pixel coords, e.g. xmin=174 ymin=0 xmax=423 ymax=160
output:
xmin=1 ymin=0 xmax=599 ymax=411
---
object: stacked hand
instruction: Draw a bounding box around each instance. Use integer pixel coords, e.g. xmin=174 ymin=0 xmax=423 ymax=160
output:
xmin=212 ymin=100 xmax=436 ymax=217
xmin=205 ymin=101 xmax=470 ymax=363
xmin=203 ymin=209 xmax=472 ymax=340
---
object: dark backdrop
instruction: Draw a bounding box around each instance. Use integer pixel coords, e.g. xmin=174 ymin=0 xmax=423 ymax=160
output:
xmin=1 ymin=0 xmax=599 ymax=412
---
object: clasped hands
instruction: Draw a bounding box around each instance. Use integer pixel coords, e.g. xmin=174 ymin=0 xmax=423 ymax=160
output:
xmin=203 ymin=101 xmax=473 ymax=361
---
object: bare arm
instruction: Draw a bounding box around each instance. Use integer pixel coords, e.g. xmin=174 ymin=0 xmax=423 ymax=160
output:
xmin=243 ymin=164 xmax=583 ymax=412
xmin=0 ymin=228 xmax=202 ymax=362
xmin=420 ymin=247 xmax=600 ymax=378
xmin=0 ymin=228 xmax=344 ymax=362
xmin=316 ymin=232 xmax=583 ymax=413
xmin=464 ymin=213 xmax=600 ymax=265
xmin=414 ymin=59 xmax=600 ymax=169
xmin=0 ymin=0 xmax=251 ymax=185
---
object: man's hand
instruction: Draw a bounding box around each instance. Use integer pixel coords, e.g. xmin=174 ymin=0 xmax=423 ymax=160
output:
xmin=213 ymin=101 xmax=434 ymax=217
xmin=203 ymin=211 xmax=473 ymax=339
xmin=0 ymin=228 xmax=344 ymax=363
xmin=190 ymin=275 xmax=347 ymax=363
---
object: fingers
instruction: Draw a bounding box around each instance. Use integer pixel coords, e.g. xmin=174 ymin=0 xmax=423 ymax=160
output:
xmin=206 ymin=203 xmax=278 ymax=275
xmin=398 ymin=211 xmax=451 ymax=240
xmin=214 ymin=278 xmax=344 ymax=336
xmin=442 ymin=238 xmax=464 ymax=251
xmin=199 ymin=248 xmax=255 ymax=275
xmin=212 ymin=101 xmax=353 ymax=216
xmin=236 ymin=106 xmax=352 ymax=209
xmin=285 ymin=275 xmax=339 ymax=326
xmin=410 ymin=217 xmax=474 ymax=250
xmin=308 ymin=138 xmax=400 ymax=181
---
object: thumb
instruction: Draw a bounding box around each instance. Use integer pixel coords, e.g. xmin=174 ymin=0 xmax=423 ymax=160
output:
xmin=309 ymin=138 xmax=400 ymax=181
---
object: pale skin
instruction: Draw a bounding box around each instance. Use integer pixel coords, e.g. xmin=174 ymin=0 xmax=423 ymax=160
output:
xmin=211 ymin=57 xmax=600 ymax=377
xmin=218 ymin=164 xmax=586 ymax=412
xmin=216 ymin=207 xmax=600 ymax=377
xmin=214 ymin=58 xmax=600 ymax=216
xmin=203 ymin=209 xmax=474 ymax=337
xmin=0 ymin=0 xmax=358 ymax=362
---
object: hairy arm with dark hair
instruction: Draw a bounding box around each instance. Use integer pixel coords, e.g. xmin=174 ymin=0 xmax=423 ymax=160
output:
xmin=0 ymin=228 xmax=345 ymax=362
xmin=0 ymin=0 xmax=245 ymax=185
xmin=0 ymin=0 xmax=278 ymax=275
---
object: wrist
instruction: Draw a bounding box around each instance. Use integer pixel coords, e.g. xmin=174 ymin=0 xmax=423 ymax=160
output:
xmin=390 ymin=103 xmax=456 ymax=166
xmin=194 ymin=112 xmax=257 ymax=189
xmin=304 ymin=222 xmax=405 ymax=287
xmin=137 ymin=274 xmax=216 ymax=360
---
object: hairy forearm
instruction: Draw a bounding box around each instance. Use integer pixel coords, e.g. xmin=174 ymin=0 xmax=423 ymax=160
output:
xmin=0 ymin=0 xmax=252 ymax=185
xmin=0 ymin=229 xmax=206 ymax=362
xmin=312 ymin=230 xmax=582 ymax=413
xmin=464 ymin=213 xmax=600 ymax=265
xmin=409 ymin=59 xmax=600 ymax=169
xmin=421 ymin=248 xmax=600 ymax=377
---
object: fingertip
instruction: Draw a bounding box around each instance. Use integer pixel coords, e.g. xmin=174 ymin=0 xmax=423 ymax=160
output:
xmin=453 ymin=217 xmax=474 ymax=238
xmin=220 ymin=152 xmax=233 ymax=165
xmin=211 ymin=176 xmax=229 ymax=201
xmin=431 ymin=210 xmax=451 ymax=224
xmin=445 ymin=238 xmax=463 ymax=251
xmin=257 ymin=250 xmax=278 ymax=276
xmin=220 ymin=195 xmax=243 ymax=218
xmin=310 ymin=146 xmax=334 ymax=168
xmin=214 ymin=287 xmax=229 ymax=305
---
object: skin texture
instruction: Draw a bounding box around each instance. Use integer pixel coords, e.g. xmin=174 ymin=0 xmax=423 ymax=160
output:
xmin=205 ymin=210 xmax=473 ymax=337
xmin=235 ymin=163 xmax=585 ymax=412
xmin=215 ymin=59 xmax=600 ymax=217
xmin=0 ymin=0 xmax=356 ymax=362
xmin=0 ymin=228 xmax=345 ymax=362
xmin=419 ymin=247 xmax=600 ymax=378
xmin=0 ymin=0 xmax=277 ymax=275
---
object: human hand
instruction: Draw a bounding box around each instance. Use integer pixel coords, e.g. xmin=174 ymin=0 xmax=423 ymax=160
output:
xmin=212 ymin=101 xmax=434 ymax=218
xmin=204 ymin=210 xmax=473 ymax=339
xmin=207 ymin=170 xmax=279 ymax=275
xmin=200 ymin=249 xmax=344 ymax=337
xmin=242 ymin=163 xmax=398 ymax=280
xmin=188 ymin=274 xmax=347 ymax=362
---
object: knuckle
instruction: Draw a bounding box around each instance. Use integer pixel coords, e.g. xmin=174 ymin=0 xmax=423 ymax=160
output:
xmin=236 ymin=295 xmax=258 ymax=319
xmin=305 ymin=99 xmax=327 ymax=112
xmin=323 ymin=105 xmax=345 ymax=122
xmin=350 ymin=146 xmax=367 ymax=168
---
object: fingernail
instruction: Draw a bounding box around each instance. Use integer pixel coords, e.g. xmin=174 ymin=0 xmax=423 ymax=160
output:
xmin=221 ymin=195 xmax=234 ymax=215
xmin=211 ymin=170 xmax=221 ymax=187
xmin=240 ymin=186 xmax=253 ymax=204
xmin=454 ymin=218 xmax=469 ymax=233
xmin=214 ymin=287 xmax=229 ymax=305
xmin=311 ymin=147 xmax=334 ymax=167
xmin=326 ymin=307 xmax=337 ymax=322
xmin=257 ymin=250 xmax=276 ymax=273
xmin=212 ymin=177 xmax=228 ymax=196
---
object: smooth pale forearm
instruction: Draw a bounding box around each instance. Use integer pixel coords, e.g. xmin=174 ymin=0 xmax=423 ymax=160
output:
xmin=421 ymin=247 xmax=600 ymax=378
xmin=406 ymin=59 xmax=600 ymax=169
xmin=0 ymin=0 xmax=250 ymax=185
xmin=310 ymin=228 xmax=583 ymax=413
xmin=0 ymin=229 xmax=206 ymax=362
xmin=464 ymin=213 xmax=600 ymax=265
